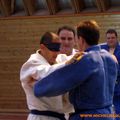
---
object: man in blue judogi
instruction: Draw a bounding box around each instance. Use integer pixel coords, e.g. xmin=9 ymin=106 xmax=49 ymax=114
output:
xmin=100 ymin=29 xmax=120 ymax=120
xmin=33 ymin=21 xmax=118 ymax=120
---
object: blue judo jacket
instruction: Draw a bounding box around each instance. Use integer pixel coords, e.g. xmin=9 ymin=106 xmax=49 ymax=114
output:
xmin=34 ymin=45 xmax=118 ymax=119
xmin=101 ymin=43 xmax=120 ymax=96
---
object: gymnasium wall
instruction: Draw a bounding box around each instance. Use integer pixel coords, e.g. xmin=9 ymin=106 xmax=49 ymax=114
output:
xmin=0 ymin=14 xmax=120 ymax=112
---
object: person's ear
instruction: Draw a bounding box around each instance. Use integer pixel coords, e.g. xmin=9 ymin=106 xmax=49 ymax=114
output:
xmin=40 ymin=44 xmax=46 ymax=50
xmin=79 ymin=37 xmax=85 ymax=45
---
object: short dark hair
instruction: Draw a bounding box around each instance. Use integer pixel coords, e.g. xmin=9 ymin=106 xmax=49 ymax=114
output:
xmin=57 ymin=26 xmax=76 ymax=36
xmin=40 ymin=32 xmax=60 ymax=51
xmin=106 ymin=29 xmax=117 ymax=37
xmin=77 ymin=20 xmax=100 ymax=45
xmin=40 ymin=32 xmax=54 ymax=45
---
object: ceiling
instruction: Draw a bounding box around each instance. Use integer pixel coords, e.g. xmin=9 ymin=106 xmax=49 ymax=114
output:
xmin=0 ymin=0 xmax=120 ymax=18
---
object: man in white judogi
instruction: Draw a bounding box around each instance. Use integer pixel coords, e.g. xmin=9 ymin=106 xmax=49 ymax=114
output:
xmin=20 ymin=32 xmax=66 ymax=120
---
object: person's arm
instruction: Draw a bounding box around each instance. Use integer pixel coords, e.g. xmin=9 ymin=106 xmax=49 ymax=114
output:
xmin=34 ymin=54 xmax=95 ymax=97
xmin=20 ymin=60 xmax=65 ymax=82
xmin=56 ymin=54 xmax=69 ymax=63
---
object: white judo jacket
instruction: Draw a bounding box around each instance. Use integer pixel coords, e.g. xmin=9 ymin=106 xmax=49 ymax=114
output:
xmin=20 ymin=50 xmax=66 ymax=120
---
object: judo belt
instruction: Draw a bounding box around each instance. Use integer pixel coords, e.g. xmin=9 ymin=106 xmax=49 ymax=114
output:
xmin=30 ymin=109 xmax=66 ymax=120
xmin=70 ymin=105 xmax=111 ymax=118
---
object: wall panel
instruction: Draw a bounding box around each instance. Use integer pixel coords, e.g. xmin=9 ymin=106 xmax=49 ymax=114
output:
xmin=0 ymin=14 xmax=120 ymax=112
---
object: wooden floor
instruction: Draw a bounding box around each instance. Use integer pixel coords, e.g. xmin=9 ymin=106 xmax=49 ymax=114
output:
xmin=0 ymin=113 xmax=27 ymax=120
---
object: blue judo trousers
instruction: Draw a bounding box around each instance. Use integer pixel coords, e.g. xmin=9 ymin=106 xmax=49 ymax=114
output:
xmin=101 ymin=43 xmax=120 ymax=120
xmin=34 ymin=45 xmax=118 ymax=120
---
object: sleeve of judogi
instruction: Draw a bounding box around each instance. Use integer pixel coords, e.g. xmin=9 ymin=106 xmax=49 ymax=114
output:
xmin=56 ymin=54 xmax=73 ymax=63
xmin=34 ymin=54 xmax=97 ymax=97
xmin=20 ymin=60 xmax=65 ymax=82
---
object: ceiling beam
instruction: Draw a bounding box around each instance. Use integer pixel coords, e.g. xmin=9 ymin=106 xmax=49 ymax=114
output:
xmin=99 ymin=0 xmax=111 ymax=12
xmin=49 ymin=0 xmax=59 ymax=14
xmin=0 ymin=0 xmax=13 ymax=16
xmin=45 ymin=0 xmax=53 ymax=14
xmin=71 ymin=0 xmax=85 ymax=13
xmin=11 ymin=0 xmax=15 ymax=14
xmin=95 ymin=0 xmax=103 ymax=12
xmin=0 ymin=0 xmax=4 ymax=16
xmin=23 ymin=0 xmax=35 ymax=15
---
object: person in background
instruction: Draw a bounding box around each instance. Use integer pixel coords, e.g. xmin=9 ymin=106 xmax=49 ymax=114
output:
xmin=100 ymin=29 xmax=120 ymax=120
xmin=56 ymin=26 xmax=78 ymax=64
xmin=57 ymin=26 xmax=78 ymax=119
xmin=33 ymin=20 xmax=118 ymax=120
xmin=20 ymin=32 xmax=66 ymax=120
xmin=57 ymin=26 xmax=78 ymax=56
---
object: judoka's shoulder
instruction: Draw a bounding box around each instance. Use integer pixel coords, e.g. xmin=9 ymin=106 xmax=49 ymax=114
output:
xmin=72 ymin=48 xmax=79 ymax=54
xmin=78 ymin=52 xmax=98 ymax=63
xmin=74 ymin=52 xmax=90 ymax=63
xmin=56 ymin=54 xmax=69 ymax=63
xmin=21 ymin=52 xmax=43 ymax=70
xmin=99 ymin=43 xmax=108 ymax=49
xmin=99 ymin=42 xmax=107 ymax=46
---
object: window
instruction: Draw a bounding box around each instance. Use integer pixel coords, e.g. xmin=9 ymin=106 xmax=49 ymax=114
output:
xmin=56 ymin=0 xmax=74 ymax=14
xmin=34 ymin=0 xmax=49 ymax=15
xmin=83 ymin=0 xmax=98 ymax=12
xmin=12 ymin=0 xmax=26 ymax=16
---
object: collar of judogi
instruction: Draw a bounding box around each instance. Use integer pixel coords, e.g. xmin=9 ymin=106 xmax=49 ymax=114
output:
xmin=85 ymin=45 xmax=101 ymax=52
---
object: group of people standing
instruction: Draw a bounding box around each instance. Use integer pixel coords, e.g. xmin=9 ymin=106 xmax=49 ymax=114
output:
xmin=20 ymin=20 xmax=120 ymax=120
